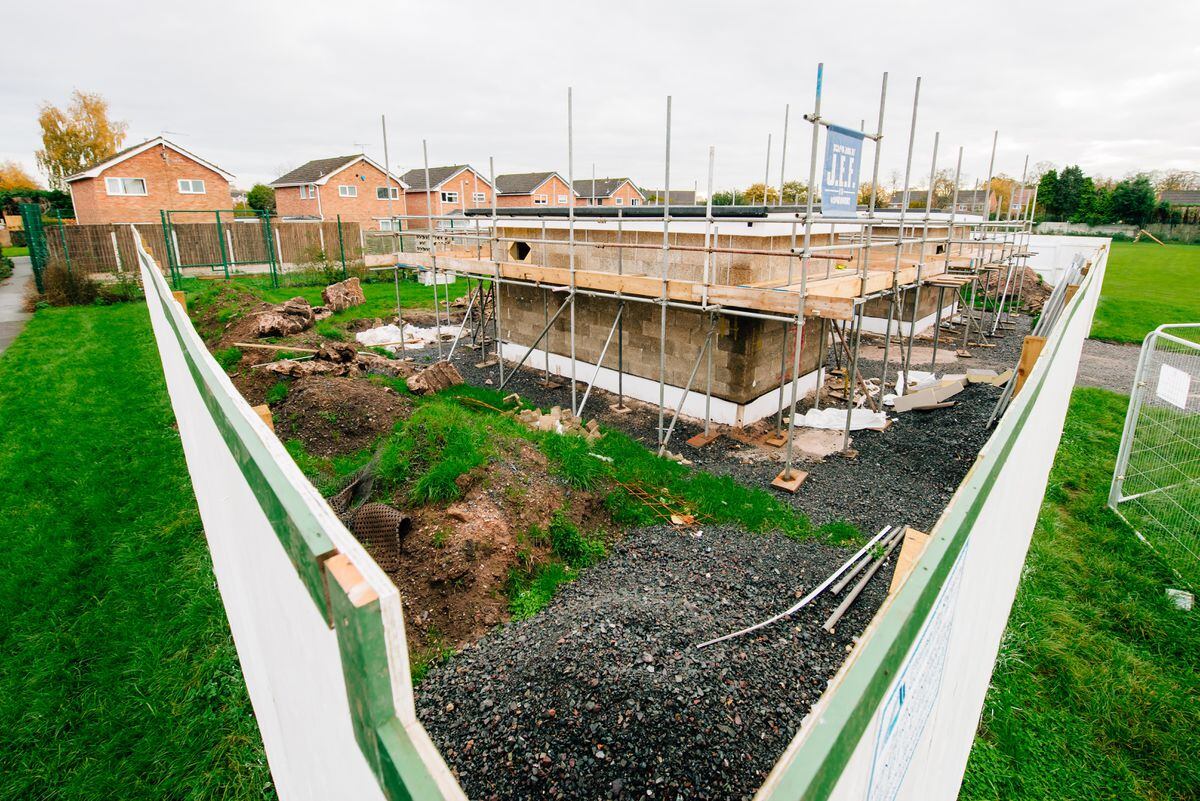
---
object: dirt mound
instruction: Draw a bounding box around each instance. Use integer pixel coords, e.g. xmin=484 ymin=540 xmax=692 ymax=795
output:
xmin=272 ymin=376 xmax=411 ymax=456
xmin=1015 ymin=266 xmax=1052 ymax=312
xmin=387 ymin=440 xmax=610 ymax=655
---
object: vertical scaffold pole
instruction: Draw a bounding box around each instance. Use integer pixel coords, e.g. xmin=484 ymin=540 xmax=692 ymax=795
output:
xmin=657 ymin=95 xmax=672 ymax=447
xmin=902 ymin=131 xmax=939 ymax=379
xmin=880 ymin=76 xmax=921 ymax=395
xmin=843 ymin=71 xmax=888 ymax=452
xmin=422 ymin=139 xmax=443 ymax=359
xmin=567 ymin=87 xmax=578 ymax=412
xmin=777 ymin=104 xmax=790 ymax=206
xmin=616 ymin=207 xmax=626 ymax=409
xmin=490 ymin=156 xmax=503 ymax=386
xmin=778 ymin=63 xmax=822 ymax=486
xmin=977 ymin=131 xmax=998 ymax=343
xmin=702 ymin=146 xmax=716 ymax=436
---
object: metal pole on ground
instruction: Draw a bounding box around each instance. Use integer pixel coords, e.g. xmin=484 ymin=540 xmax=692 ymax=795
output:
xmin=902 ymin=131 xmax=939 ymax=379
xmin=422 ymin=140 xmax=443 ymax=359
xmin=214 ymin=209 xmax=229 ymax=279
xmin=881 ymin=76 xmax=921 ymax=396
xmin=337 ymin=215 xmax=347 ymax=280
xmin=567 ymin=87 xmax=578 ymax=412
xmin=657 ymin=95 xmax=672 ymax=447
xmin=490 ymin=156 xmax=504 ymax=386
xmin=55 ymin=209 xmax=71 ymax=275
xmin=702 ymin=146 xmax=716 ymax=436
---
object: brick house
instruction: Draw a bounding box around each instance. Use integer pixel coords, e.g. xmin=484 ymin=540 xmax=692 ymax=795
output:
xmin=642 ymin=188 xmax=697 ymax=205
xmin=65 ymin=136 xmax=234 ymax=224
xmin=398 ymin=165 xmax=494 ymax=226
xmin=271 ymin=155 xmax=408 ymax=231
xmin=494 ymin=171 xmax=576 ymax=207
xmin=572 ymin=177 xmax=645 ymax=207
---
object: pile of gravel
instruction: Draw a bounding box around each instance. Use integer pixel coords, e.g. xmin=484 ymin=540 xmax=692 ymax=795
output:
xmin=417 ymin=525 xmax=895 ymax=800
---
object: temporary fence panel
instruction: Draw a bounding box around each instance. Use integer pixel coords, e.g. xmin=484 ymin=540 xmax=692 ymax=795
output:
xmin=1109 ymin=323 xmax=1200 ymax=588
xmin=133 ymin=228 xmax=465 ymax=801
xmin=757 ymin=242 xmax=1109 ymax=801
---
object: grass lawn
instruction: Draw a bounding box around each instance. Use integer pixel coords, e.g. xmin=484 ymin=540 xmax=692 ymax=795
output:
xmin=0 ymin=303 xmax=271 ymax=799
xmin=961 ymin=389 xmax=1200 ymax=800
xmin=2 ymin=245 xmax=29 ymax=258
xmin=1091 ymin=241 xmax=1200 ymax=343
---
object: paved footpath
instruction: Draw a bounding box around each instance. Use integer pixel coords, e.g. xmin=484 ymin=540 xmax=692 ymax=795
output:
xmin=0 ymin=256 xmax=33 ymax=357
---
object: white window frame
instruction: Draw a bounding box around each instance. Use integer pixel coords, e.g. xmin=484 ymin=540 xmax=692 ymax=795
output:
xmin=440 ymin=191 xmax=459 ymax=203
xmin=557 ymin=194 xmax=568 ymax=205
xmin=379 ymin=219 xmax=399 ymax=232
xmin=177 ymin=179 xmax=206 ymax=195
xmin=472 ymin=191 xmax=487 ymax=204
xmin=631 ymin=198 xmax=640 ymax=206
xmin=533 ymin=194 xmax=548 ymax=206
xmin=105 ymin=177 xmax=147 ymax=196
xmin=377 ymin=186 xmax=400 ymax=200
xmin=338 ymin=185 xmax=358 ymax=198
xmin=614 ymin=197 xmax=624 ymax=205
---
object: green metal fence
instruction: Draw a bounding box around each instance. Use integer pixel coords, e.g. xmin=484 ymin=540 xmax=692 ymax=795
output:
xmin=160 ymin=208 xmax=280 ymax=289
xmin=17 ymin=203 xmax=49 ymax=293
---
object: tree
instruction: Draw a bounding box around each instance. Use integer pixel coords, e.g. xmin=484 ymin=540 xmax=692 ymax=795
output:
xmin=1035 ymin=169 xmax=1058 ymax=220
xmin=0 ymin=161 xmax=39 ymax=191
xmin=1153 ymin=169 xmax=1200 ymax=193
xmin=247 ymin=183 xmax=276 ymax=212
xmin=1053 ymin=165 xmax=1088 ymax=220
xmin=740 ymin=183 xmax=779 ymax=204
xmin=987 ymin=176 xmax=1017 ymax=218
xmin=930 ymin=168 xmax=958 ymax=208
xmin=1109 ymin=175 xmax=1157 ymax=226
xmin=857 ymin=182 xmax=890 ymax=208
xmin=780 ymin=181 xmax=808 ymax=205
xmin=35 ymin=91 xmax=128 ymax=189
xmin=709 ymin=191 xmax=734 ymax=206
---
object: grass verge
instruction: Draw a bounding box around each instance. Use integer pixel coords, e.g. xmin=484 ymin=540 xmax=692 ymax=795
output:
xmin=1091 ymin=241 xmax=1200 ymax=343
xmin=0 ymin=303 xmax=271 ymax=799
xmin=961 ymin=388 xmax=1200 ymax=800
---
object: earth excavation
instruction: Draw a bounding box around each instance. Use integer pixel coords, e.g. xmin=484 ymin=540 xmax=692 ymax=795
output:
xmin=190 ymin=262 xmax=1049 ymax=799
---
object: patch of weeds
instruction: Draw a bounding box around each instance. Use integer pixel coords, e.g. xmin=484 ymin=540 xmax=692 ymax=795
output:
xmin=410 ymin=628 xmax=454 ymax=684
xmin=367 ymin=374 xmax=411 ymax=395
xmin=816 ymin=519 xmax=861 ymax=545
xmin=539 ymin=433 xmax=609 ymax=489
xmin=214 ymin=346 xmax=242 ymax=371
xmin=368 ymin=346 xmax=399 ymax=359
xmin=265 ymin=380 xmax=289 ymax=405
xmin=546 ymin=510 xmax=605 ymax=568
xmin=315 ymin=321 xmax=346 ymax=341
xmin=317 ymin=410 xmax=339 ymax=425
xmin=376 ymin=399 xmax=493 ymax=504
xmin=431 ymin=528 xmax=449 ymax=549
xmin=508 ymin=562 xmax=576 ymax=621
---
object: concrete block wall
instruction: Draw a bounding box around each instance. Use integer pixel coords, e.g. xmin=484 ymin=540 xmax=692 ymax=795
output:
xmin=498 ymin=284 xmax=822 ymax=405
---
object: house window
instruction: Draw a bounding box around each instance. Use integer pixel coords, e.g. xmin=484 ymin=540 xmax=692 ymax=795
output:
xmin=300 ymin=185 xmax=317 ymax=199
xmin=105 ymin=177 xmax=147 ymax=196
xmin=472 ymin=192 xmax=486 ymax=204
xmin=557 ymin=194 xmax=568 ymax=205
xmin=177 ymin=179 xmax=206 ymax=194
xmin=338 ymin=185 xmax=357 ymax=198
xmin=377 ymin=186 xmax=400 ymax=200
xmin=533 ymin=194 xmax=548 ymax=206
xmin=631 ymin=198 xmax=640 ymax=206
xmin=379 ymin=219 xmax=400 ymax=232
xmin=441 ymin=191 xmax=459 ymax=203
xmin=614 ymin=197 xmax=624 ymax=205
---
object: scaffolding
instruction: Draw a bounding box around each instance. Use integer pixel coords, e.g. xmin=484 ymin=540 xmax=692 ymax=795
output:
xmin=369 ymin=64 xmax=1040 ymax=492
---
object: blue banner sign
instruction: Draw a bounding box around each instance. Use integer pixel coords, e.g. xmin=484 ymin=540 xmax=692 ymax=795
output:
xmin=821 ymin=124 xmax=865 ymax=216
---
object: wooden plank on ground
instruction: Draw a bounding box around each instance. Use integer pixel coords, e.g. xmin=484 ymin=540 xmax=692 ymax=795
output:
xmin=888 ymin=527 xmax=931 ymax=594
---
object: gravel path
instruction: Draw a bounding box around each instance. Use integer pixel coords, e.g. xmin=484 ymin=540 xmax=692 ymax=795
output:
xmin=1074 ymin=339 xmax=1139 ymax=393
xmin=417 ymin=525 xmax=895 ymax=801
xmin=406 ymin=313 xmax=1030 ymax=533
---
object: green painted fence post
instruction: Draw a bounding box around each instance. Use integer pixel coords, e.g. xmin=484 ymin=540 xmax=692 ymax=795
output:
xmin=337 ymin=215 xmax=348 ymax=280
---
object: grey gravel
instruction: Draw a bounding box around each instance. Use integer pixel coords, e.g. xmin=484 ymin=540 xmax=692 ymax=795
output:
xmin=416 ymin=525 xmax=895 ymax=801
xmin=1074 ymin=338 xmax=1139 ymax=393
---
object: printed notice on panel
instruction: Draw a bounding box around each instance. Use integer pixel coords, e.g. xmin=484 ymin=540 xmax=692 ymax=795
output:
xmin=1156 ymin=364 xmax=1190 ymax=410
xmin=866 ymin=544 xmax=967 ymax=801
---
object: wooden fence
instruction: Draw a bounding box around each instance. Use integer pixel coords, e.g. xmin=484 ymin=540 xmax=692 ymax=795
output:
xmin=42 ymin=219 xmax=364 ymax=276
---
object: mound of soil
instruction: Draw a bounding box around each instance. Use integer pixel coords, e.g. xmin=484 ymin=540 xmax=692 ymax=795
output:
xmin=417 ymin=525 xmax=895 ymax=801
xmin=272 ymin=376 xmax=411 ymax=456
xmin=388 ymin=440 xmax=610 ymax=656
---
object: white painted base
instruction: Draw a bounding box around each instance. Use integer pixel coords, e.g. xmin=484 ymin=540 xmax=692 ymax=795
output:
xmin=499 ymin=342 xmax=822 ymax=427
xmin=861 ymin=300 xmax=958 ymax=337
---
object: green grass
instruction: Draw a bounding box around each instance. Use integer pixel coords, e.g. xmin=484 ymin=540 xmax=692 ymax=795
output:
xmin=961 ymin=389 xmax=1200 ymax=800
xmin=1091 ymin=241 xmax=1200 ymax=343
xmin=0 ymin=303 xmax=270 ymax=799
xmin=250 ymin=279 xmax=466 ymax=325
xmin=2 ymin=245 xmax=29 ymax=257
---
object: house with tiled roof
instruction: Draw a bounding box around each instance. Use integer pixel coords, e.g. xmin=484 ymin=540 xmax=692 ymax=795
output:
xmin=572 ymin=177 xmax=644 ymax=207
xmin=495 ymin=171 xmax=576 ymax=208
xmin=65 ymin=136 xmax=234 ymax=224
xmin=270 ymin=154 xmax=407 ymax=230
xmin=398 ymin=164 xmax=494 ymax=226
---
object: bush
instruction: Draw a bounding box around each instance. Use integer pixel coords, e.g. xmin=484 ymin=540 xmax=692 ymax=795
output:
xmin=0 ymin=255 xmax=12 ymax=282
xmin=95 ymin=273 xmax=142 ymax=304
xmin=40 ymin=264 xmax=98 ymax=307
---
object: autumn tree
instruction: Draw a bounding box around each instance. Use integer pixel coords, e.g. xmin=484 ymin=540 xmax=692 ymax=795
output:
xmin=740 ymin=183 xmax=779 ymax=204
xmin=780 ymin=181 xmax=808 ymax=205
xmin=857 ymin=182 xmax=890 ymax=207
xmin=35 ymin=91 xmax=128 ymax=189
xmin=0 ymin=161 xmax=39 ymax=191
xmin=930 ymin=168 xmax=958 ymax=208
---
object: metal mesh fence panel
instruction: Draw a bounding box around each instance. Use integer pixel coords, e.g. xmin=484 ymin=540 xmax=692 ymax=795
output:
xmin=1110 ymin=323 xmax=1200 ymax=588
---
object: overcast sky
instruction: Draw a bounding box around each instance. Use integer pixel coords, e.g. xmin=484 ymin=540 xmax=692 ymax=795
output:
xmin=4 ymin=0 xmax=1198 ymax=194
